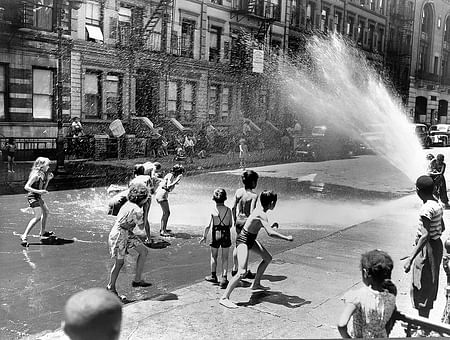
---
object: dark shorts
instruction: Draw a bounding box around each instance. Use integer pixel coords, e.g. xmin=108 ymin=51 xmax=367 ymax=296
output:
xmin=210 ymin=227 xmax=231 ymax=249
xmin=27 ymin=195 xmax=43 ymax=208
xmin=6 ymin=151 xmax=15 ymax=158
xmin=236 ymin=228 xmax=257 ymax=250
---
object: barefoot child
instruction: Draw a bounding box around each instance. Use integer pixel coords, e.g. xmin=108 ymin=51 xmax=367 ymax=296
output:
xmin=107 ymin=183 xmax=152 ymax=300
xmin=338 ymin=249 xmax=397 ymax=338
xmin=5 ymin=137 xmax=16 ymax=173
xmin=155 ymin=164 xmax=184 ymax=237
xmin=200 ymin=188 xmax=233 ymax=288
xmin=220 ymin=190 xmax=293 ymax=308
xmin=231 ymin=170 xmax=259 ymax=278
xmin=21 ymin=157 xmax=54 ymax=247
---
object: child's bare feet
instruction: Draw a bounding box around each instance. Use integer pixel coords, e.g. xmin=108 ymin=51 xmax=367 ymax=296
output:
xmin=219 ymin=298 xmax=238 ymax=309
xmin=250 ymin=283 xmax=270 ymax=290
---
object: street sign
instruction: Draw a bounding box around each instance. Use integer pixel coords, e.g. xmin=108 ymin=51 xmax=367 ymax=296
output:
xmin=252 ymin=49 xmax=264 ymax=73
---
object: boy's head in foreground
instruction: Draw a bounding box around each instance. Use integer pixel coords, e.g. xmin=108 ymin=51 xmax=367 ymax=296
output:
xmin=416 ymin=175 xmax=434 ymax=200
xmin=63 ymin=288 xmax=122 ymax=340
xmin=260 ymin=190 xmax=277 ymax=210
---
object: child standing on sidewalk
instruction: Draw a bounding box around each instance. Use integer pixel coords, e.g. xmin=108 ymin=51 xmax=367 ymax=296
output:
xmin=239 ymin=138 xmax=248 ymax=170
xmin=5 ymin=137 xmax=16 ymax=173
xmin=200 ymin=188 xmax=233 ymax=288
xmin=107 ymin=183 xmax=152 ymax=301
xmin=21 ymin=157 xmax=54 ymax=247
xmin=219 ymin=191 xmax=293 ymax=309
xmin=231 ymin=170 xmax=259 ymax=278
xmin=338 ymin=249 xmax=397 ymax=338
xmin=404 ymin=175 xmax=444 ymax=319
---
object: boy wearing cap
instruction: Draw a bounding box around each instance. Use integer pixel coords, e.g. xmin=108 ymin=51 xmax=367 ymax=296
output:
xmin=404 ymin=175 xmax=445 ymax=319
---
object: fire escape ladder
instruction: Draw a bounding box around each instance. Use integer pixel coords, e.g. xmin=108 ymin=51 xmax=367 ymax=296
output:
xmin=142 ymin=0 xmax=172 ymax=40
xmin=247 ymin=0 xmax=257 ymax=13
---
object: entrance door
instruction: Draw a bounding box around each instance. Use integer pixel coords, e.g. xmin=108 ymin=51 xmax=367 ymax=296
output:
xmin=415 ymin=96 xmax=427 ymax=123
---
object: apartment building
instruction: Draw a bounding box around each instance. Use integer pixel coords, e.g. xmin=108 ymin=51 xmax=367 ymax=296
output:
xmin=387 ymin=0 xmax=450 ymax=124
xmin=0 ymin=0 xmax=388 ymax=140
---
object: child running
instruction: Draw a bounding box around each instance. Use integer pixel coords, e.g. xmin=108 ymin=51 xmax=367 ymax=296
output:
xmin=155 ymin=164 xmax=184 ymax=237
xmin=404 ymin=175 xmax=444 ymax=320
xmin=107 ymin=183 xmax=152 ymax=301
xmin=200 ymin=188 xmax=233 ymax=288
xmin=338 ymin=249 xmax=397 ymax=338
xmin=21 ymin=157 xmax=54 ymax=247
xmin=219 ymin=190 xmax=293 ymax=309
xmin=232 ymin=170 xmax=259 ymax=279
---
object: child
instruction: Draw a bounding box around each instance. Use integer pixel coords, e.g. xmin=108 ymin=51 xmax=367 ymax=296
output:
xmin=404 ymin=175 xmax=444 ymax=319
xmin=63 ymin=288 xmax=122 ymax=340
xmin=231 ymin=170 xmax=259 ymax=279
xmin=155 ymin=164 xmax=184 ymax=237
xmin=21 ymin=157 xmax=54 ymax=247
xmin=219 ymin=191 xmax=293 ymax=309
xmin=107 ymin=183 xmax=152 ymax=300
xmin=5 ymin=137 xmax=16 ymax=173
xmin=200 ymin=188 xmax=233 ymax=288
xmin=433 ymin=154 xmax=450 ymax=208
xmin=239 ymin=138 xmax=248 ymax=169
xmin=338 ymin=249 xmax=397 ymax=338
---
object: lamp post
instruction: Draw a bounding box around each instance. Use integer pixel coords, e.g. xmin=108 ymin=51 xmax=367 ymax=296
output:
xmin=56 ymin=0 xmax=83 ymax=173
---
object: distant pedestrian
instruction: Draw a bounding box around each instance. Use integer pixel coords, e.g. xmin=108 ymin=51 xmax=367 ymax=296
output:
xmin=220 ymin=191 xmax=293 ymax=309
xmin=404 ymin=175 xmax=444 ymax=321
xmin=107 ymin=183 xmax=152 ymax=301
xmin=155 ymin=164 xmax=184 ymax=237
xmin=231 ymin=170 xmax=259 ymax=279
xmin=5 ymin=137 xmax=16 ymax=173
xmin=63 ymin=288 xmax=122 ymax=340
xmin=21 ymin=157 xmax=54 ymax=247
xmin=200 ymin=188 xmax=233 ymax=288
xmin=239 ymin=138 xmax=248 ymax=169
xmin=433 ymin=154 xmax=450 ymax=208
xmin=338 ymin=249 xmax=397 ymax=338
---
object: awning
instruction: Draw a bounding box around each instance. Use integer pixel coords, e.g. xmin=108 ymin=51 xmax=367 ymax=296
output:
xmin=86 ymin=24 xmax=104 ymax=41
xmin=265 ymin=120 xmax=281 ymax=134
xmin=244 ymin=118 xmax=262 ymax=133
xmin=169 ymin=118 xmax=192 ymax=133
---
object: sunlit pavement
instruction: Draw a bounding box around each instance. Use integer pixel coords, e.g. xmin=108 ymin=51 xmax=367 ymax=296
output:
xmin=2 ymin=149 xmax=450 ymax=339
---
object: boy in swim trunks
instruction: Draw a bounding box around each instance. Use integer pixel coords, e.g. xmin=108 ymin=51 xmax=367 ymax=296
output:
xmin=220 ymin=190 xmax=293 ymax=309
xmin=200 ymin=188 xmax=233 ymax=288
xmin=231 ymin=170 xmax=259 ymax=278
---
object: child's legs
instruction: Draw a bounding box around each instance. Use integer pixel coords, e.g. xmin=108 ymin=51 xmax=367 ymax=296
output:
xmin=39 ymin=201 xmax=50 ymax=235
xmin=22 ymin=206 xmax=43 ymax=238
xmin=133 ymin=243 xmax=148 ymax=282
xmin=221 ymin=247 xmax=230 ymax=277
xmin=143 ymin=199 xmax=151 ymax=235
xmin=221 ymin=244 xmax=249 ymax=300
xmin=232 ymin=246 xmax=238 ymax=272
xmin=158 ymin=200 xmax=170 ymax=231
xmin=250 ymin=241 xmax=272 ymax=286
xmin=210 ymin=246 xmax=219 ymax=274
xmin=7 ymin=155 xmax=13 ymax=170
xmin=441 ymin=177 xmax=449 ymax=204
xmin=108 ymin=258 xmax=124 ymax=290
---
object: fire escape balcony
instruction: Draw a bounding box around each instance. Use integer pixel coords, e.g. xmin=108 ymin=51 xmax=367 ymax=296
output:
xmin=231 ymin=0 xmax=281 ymax=21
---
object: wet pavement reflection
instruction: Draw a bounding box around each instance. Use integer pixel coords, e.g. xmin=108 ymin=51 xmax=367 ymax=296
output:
xmin=0 ymin=170 xmax=407 ymax=339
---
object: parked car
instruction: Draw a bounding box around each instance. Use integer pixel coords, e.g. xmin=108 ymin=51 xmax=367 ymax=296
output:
xmin=429 ymin=124 xmax=450 ymax=146
xmin=295 ymin=125 xmax=359 ymax=161
xmin=414 ymin=123 xmax=432 ymax=148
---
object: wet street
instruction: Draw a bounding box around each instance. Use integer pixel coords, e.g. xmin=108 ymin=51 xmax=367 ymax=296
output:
xmin=0 ymin=156 xmax=416 ymax=339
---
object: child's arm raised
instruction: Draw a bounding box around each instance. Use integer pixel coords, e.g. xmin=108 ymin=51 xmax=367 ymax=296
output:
xmin=43 ymin=172 xmax=54 ymax=190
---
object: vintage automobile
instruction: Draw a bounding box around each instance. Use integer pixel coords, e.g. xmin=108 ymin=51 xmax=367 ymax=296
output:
xmin=295 ymin=125 xmax=359 ymax=161
xmin=414 ymin=123 xmax=432 ymax=148
xmin=429 ymin=124 xmax=450 ymax=146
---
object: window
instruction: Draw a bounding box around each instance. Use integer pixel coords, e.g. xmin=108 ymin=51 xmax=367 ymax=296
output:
xmin=211 ymin=0 xmax=223 ymax=4
xmin=181 ymin=19 xmax=195 ymax=58
xmin=33 ymin=69 xmax=54 ymax=119
xmin=85 ymin=1 xmax=103 ymax=41
xmin=34 ymin=0 xmax=54 ymax=31
xmin=117 ymin=6 xmax=131 ymax=44
xmin=105 ymin=75 xmax=121 ymax=119
xmin=0 ymin=65 xmax=5 ymax=119
xmin=221 ymin=87 xmax=230 ymax=118
xmin=168 ymin=81 xmax=178 ymax=117
xmin=183 ymin=82 xmax=194 ymax=119
xmin=209 ymin=26 xmax=222 ymax=62
xmin=347 ymin=16 xmax=354 ymax=37
xmin=84 ymin=72 xmax=101 ymax=118
xmin=208 ymin=85 xmax=219 ymax=117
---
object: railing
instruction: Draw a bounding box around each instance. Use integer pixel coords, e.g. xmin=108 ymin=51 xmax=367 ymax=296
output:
xmin=231 ymin=0 xmax=281 ymax=21
xmin=0 ymin=137 xmax=56 ymax=161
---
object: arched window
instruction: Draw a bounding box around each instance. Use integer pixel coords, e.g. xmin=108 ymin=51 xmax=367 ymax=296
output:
xmin=419 ymin=3 xmax=433 ymax=72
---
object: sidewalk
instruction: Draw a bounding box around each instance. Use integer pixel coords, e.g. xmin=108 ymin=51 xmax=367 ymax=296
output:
xmin=35 ymin=194 xmax=450 ymax=339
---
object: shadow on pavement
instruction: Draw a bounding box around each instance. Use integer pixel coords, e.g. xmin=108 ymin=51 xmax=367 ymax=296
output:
xmin=145 ymin=240 xmax=171 ymax=249
xmin=238 ymin=290 xmax=311 ymax=309
xmin=25 ymin=237 xmax=75 ymax=246
xmin=261 ymin=274 xmax=287 ymax=282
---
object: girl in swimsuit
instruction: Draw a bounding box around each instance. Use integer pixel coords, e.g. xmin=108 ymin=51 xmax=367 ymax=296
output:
xmin=200 ymin=188 xmax=233 ymax=288
xmin=220 ymin=190 xmax=293 ymax=309
xmin=21 ymin=157 xmax=54 ymax=246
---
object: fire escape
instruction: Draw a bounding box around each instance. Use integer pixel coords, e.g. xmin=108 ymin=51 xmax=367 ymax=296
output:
xmin=386 ymin=2 xmax=414 ymax=102
xmin=142 ymin=0 xmax=174 ymax=53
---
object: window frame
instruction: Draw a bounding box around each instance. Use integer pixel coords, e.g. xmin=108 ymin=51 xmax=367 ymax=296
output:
xmin=33 ymin=0 xmax=55 ymax=31
xmin=84 ymin=71 xmax=102 ymax=119
xmin=183 ymin=81 xmax=196 ymax=121
xmin=32 ymin=67 xmax=55 ymax=121
xmin=105 ymin=74 xmax=122 ymax=120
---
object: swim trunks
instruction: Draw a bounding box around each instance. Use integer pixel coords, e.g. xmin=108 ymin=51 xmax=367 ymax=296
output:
xmin=236 ymin=228 xmax=257 ymax=249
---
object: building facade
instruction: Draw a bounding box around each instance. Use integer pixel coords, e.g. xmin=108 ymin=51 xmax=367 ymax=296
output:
xmin=0 ymin=0 xmax=389 ymax=140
